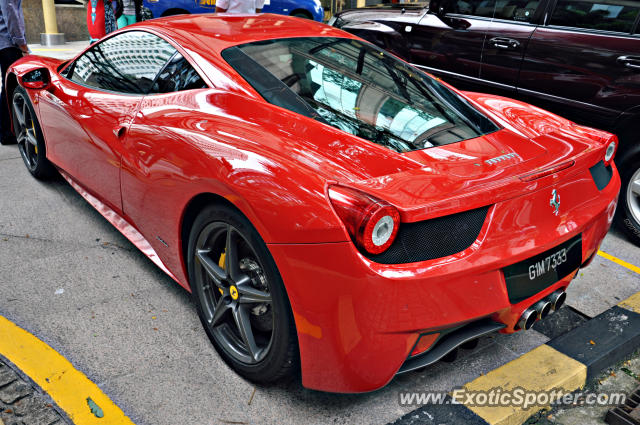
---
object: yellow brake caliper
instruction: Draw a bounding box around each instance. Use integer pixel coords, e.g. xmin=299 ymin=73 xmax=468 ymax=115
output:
xmin=31 ymin=121 xmax=37 ymax=154
xmin=218 ymin=252 xmax=225 ymax=294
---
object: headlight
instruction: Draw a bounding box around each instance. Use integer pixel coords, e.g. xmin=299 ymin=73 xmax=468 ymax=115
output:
xmin=327 ymin=16 xmax=337 ymax=26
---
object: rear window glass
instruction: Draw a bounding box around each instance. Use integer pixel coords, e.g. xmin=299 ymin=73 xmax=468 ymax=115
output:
xmin=223 ymin=37 xmax=499 ymax=153
xmin=549 ymin=0 xmax=640 ymax=33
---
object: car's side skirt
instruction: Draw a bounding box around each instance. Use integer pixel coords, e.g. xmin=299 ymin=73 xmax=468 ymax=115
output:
xmin=58 ymin=168 xmax=183 ymax=286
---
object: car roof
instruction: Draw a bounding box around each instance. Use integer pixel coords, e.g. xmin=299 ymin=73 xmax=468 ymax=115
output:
xmin=135 ymin=13 xmax=355 ymax=54
xmin=121 ymin=14 xmax=359 ymax=98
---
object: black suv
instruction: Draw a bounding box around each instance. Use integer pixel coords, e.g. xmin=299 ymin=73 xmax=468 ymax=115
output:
xmin=332 ymin=0 xmax=640 ymax=245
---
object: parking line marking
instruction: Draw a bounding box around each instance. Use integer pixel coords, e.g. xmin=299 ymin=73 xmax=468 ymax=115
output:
xmin=461 ymin=345 xmax=587 ymax=425
xmin=597 ymin=250 xmax=640 ymax=274
xmin=619 ymin=292 xmax=640 ymax=314
xmin=0 ymin=315 xmax=135 ymax=425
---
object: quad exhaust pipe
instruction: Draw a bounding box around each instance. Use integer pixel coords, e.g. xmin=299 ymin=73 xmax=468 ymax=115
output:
xmin=517 ymin=290 xmax=567 ymax=330
xmin=517 ymin=307 xmax=537 ymax=330
xmin=549 ymin=290 xmax=567 ymax=311
xmin=533 ymin=300 xmax=552 ymax=320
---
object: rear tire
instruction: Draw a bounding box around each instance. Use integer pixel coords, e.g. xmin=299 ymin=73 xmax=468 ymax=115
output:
xmin=11 ymin=86 xmax=54 ymax=180
xmin=187 ymin=203 xmax=299 ymax=383
xmin=618 ymin=155 xmax=640 ymax=246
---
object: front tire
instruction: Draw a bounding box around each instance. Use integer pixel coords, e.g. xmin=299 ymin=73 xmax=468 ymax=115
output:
xmin=11 ymin=86 xmax=54 ymax=180
xmin=618 ymin=156 xmax=640 ymax=245
xmin=187 ymin=203 xmax=298 ymax=383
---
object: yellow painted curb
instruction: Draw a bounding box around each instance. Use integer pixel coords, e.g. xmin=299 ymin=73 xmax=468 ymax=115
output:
xmin=597 ymin=250 xmax=640 ymax=274
xmin=619 ymin=292 xmax=640 ymax=314
xmin=461 ymin=345 xmax=587 ymax=425
xmin=0 ymin=315 xmax=135 ymax=424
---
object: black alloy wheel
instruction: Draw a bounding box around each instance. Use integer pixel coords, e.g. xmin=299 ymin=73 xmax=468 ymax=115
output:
xmin=11 ymin=86 xmax=54 ymax=179
xmin=619 ymin=157 xmax=640 ymax=245
xmin=187 ymin=204 xmax=298 ymax=383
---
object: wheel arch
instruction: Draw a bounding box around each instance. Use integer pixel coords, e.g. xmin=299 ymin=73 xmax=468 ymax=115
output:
xmin=5 ymin=72 xmax=19 ymax=134
xmin=290 ymin=8 xmax=312 ymax=19
xmin=180 ymin=193 xmax=249 ymax=286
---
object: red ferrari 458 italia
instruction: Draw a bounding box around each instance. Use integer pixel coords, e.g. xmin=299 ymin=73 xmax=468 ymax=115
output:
xmin=5 ymin=14 xmax=620 ymax=393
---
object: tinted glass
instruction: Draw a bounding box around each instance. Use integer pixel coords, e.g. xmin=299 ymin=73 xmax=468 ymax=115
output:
xmin=446 ymin=0 xmax=496 ymax=17
xmin=223 ymin=37 xmax=499 ymax=153
xmin=447 ymin=0 xmax=539 ymax=21
xmin=151 ymin=53 xmax=208 ymax=93
xmin=550 ymin=0 xmax=640 ymax=33
xmin=69 ymin=31 xmax=176 ymax=94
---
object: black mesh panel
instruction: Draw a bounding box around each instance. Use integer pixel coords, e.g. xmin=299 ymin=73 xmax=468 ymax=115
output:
xmin=589 ymin=160 xmax=613 ymax=191
xmin=365 ymin=206 xmax=490 ymax=264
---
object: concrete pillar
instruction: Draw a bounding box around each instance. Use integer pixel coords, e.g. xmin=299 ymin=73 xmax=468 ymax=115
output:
xmin=40 ymin=0 xmax=65 ymax=46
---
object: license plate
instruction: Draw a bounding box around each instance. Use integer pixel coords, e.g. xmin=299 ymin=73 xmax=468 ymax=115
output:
xmin=503 ymin=234 xmax=582 ymax=303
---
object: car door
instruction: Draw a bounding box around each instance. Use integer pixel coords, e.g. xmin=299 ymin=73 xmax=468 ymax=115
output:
xmin=37 ymin=31 xmax=176 ymax=212
xmin=479 ymin=0 xmax=547 ymax=90
xmin=120 ymin=51 xmax=209 ymax=268
xmin=516 ymin=0 xmax=640 ymax=129
xmin=408 ymin=0 xmax=496 ymax=86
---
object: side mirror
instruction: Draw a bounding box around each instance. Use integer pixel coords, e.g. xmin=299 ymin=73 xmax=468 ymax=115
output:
xmin=19 ymin=68 xmax=51 ymax=90
xmin=428 ymin=0 xmax=449 ymax=17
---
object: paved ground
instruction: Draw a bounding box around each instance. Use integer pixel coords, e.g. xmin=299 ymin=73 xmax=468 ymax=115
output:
xmin=526 ymin=350 xmax=640 ymax=425
xmin=28 ymin=41 xmax=89 ymax=60
xmin=0 ymin=42 xmax=638 ymax=425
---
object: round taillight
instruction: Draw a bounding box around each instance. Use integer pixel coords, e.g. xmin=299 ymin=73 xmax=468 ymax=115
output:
xmin=359 ymin=206 xmax=400 ymax=254
xmin=328 ymin=186 xmax=401 ymax=255
xmin=604 ymin=140 xmax=616 ymax=164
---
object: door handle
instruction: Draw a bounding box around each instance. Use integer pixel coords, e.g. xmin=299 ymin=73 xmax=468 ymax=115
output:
xmin=113 ymin=125 xmax=126 ymax=139
xmin=489 ymin=37 xmax=520 ymax=50
xmin=617 ymin=55 xmax=640 ymax=70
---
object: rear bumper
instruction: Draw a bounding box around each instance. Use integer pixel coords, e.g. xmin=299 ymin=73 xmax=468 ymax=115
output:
xmin=268 ymin=164 xmax=620 ymax=393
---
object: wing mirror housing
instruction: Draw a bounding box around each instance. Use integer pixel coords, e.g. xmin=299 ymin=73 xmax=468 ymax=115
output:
xmin=428 ymin=0 xmax=448 ymax=17
xmin=19 ymin=68 xmax=51 ymax=90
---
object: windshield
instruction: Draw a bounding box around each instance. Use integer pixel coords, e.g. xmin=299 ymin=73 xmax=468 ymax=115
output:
xmin=223 ymin=37 xmax=499 ymax=153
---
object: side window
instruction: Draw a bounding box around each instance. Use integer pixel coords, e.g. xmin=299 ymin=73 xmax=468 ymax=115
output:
xmin=445 ymin=0 xmax=497 ymax=18
xmin=68 ymin=31 xmax=177 ymax=94
xmin=151 ymin=53 xmax=208 ymax=93
xmin=495 ymin=0 xmax=540 ymax=22
xmin=447 ymin=0 xmax=541 ymax=22
xmin=549 ymin=0 xmax=640 ymax=33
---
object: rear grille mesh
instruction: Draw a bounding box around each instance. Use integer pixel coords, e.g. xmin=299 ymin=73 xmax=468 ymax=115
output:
xmin=364 ymin=206 xmax=490 ymax=264
xmin=589 ymin=160 xmax=613 ymax=191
